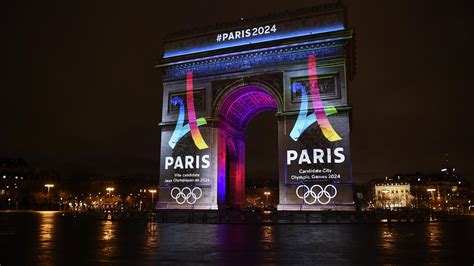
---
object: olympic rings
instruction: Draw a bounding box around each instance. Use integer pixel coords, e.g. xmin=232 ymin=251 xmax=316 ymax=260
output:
xmin=296 ymin=184 xmax=337 ymax=205
xmin=170 ymin=186 xmax=202 ymax=204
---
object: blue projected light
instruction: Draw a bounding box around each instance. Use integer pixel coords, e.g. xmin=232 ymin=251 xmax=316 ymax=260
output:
xmin=289 ymin=81 xmax=338 ymax=141
xmin=164 ymin=25 xmax=345 ymax=58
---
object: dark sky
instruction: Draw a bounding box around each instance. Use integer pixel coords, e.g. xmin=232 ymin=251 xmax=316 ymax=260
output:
xmin=3 ymin=0 xmax=474 ymax=182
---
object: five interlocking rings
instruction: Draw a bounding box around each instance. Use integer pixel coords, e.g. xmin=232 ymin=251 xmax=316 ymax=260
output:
xmin=296 ymin=184 xmax=337 ymax=205
xmin=170 ymin=187 xmax=202 ymax=204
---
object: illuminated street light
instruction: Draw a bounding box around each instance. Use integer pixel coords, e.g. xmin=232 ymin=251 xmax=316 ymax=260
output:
xmin=264 ymin=191 xmax=271 ymax=208
xmin=106 ymin=187 xmax=114 ymax=195
xmin=44 ymin=184 xmax=54 ymax=194
xmin=149 ymin=189 xmax=157 ymax=209
xmin=426 ymin=188 xmax=436 ymax=209
xmin=44 ymin=184 xmax=55 ymax=209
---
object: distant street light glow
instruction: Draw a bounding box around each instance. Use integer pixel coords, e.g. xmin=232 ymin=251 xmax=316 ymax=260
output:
xmin=106 ymin=187 xmax=115 ymax=196
xmin=264 ymin=191 xmax=271 ymax=208
xmin=149 ymin=189 xmax=157 ymax=209
xmin=44 ymin=184 xmax=54 ymax=193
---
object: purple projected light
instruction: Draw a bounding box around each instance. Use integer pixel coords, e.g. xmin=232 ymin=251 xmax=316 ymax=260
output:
xmin=219 ymin=86 xmax=278 ymax=130
xmin=217 ymin=86 xmax=278 ymax=203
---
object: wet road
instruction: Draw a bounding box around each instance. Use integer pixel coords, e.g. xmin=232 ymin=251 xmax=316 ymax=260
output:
xmin=0 ymin=211 xmax=473 ymax=265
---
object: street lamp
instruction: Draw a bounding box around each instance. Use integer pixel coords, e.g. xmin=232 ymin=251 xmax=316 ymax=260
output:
xmin=149 ymin=189 xmax=157 ymax=210
xmin=106 ymin=187 xmax=114 ymax=195
xmin=105 ymin=187 xmax=115 ymax=211
xmin=44 ymin=184 xmax=54 ymax=209
xmin=427 ymin=188 xmax=436 ymax=209
xmin=264 ymin=191 xmax=271 ymax=208
xmin=44 ymin=184 xmax=54 ymax=194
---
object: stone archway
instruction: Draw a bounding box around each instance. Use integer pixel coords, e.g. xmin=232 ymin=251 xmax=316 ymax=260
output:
xmin=215 ymin=82 xmax=282 ymax=208
xmin=157 ymin=4 xmax=356 ymax=211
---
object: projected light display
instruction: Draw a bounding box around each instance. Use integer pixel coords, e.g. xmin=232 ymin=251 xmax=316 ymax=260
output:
xmin=285 ymin=54 xmax=348 ymax=206
xmin=158 ymin=4 xmax=354 ymax=210
xmin=296 ymin=184 xmax=337 ymax=205
xmin=289 ymin=79 xmax=338 ymax=142
xmin=168 ymin=72 xmax=209 ymax=150
xmin=163 ymin=11 xmax=345 ymax=58
xmin=186 ymin=72 xmax=209 ymax=150
xmin=170 ymin=186 xmax=203 ymax=204
xmin=160 ymin=71 xmax=211 ymax=205
xmin=306 ymin=54 xmax=342 ymax=142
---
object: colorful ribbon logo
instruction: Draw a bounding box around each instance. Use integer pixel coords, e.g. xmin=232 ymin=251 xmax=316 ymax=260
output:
xmin=290 ymin=54 xmax=342 ymax=142
xmin=168 ymin=72 xmax=209 ymax=150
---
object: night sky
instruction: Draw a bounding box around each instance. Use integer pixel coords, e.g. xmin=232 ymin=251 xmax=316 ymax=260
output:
xmin=4 ymin=0 xmax=474 ymax=183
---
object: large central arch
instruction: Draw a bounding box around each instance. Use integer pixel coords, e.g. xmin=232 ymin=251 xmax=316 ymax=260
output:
xmin=214 ymin=83 xmax=282 ymax=207
xmin=156 ymin=4 xmax=356 ymax=211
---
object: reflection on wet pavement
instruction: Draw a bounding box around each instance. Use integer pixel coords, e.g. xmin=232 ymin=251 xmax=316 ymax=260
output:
xmin=0 ymin=211 xmax=472 ymax=264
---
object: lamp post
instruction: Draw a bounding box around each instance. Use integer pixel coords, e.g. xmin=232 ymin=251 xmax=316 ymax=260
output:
xmin=44 ymin=184 xmax=54 ymax=194
xmin=106 ymin=187 xmax=114 ymax=210
xmin=106 ymin=187 xmax=114 ymax=196
xmin=44 ymin=184 xmax=54 ymax=209
xmin=149 ymin=189 xmax=157 ymax=210
xmin=264 ymin=191 xmax=270 ymax=208
xmin=427 ymin=188 xmax=436 ymax=209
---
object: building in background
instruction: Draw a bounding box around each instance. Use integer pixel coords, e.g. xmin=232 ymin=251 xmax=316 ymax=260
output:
xmin=369 ymin=167 xmax=472 ymax=212
xmin=0 ymin=157 xmax=60 ymax=209
xmin=1 ymin=157 xmax=158 ymax=211
xmin=374 ymin=182 xmax=411 ymax=209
